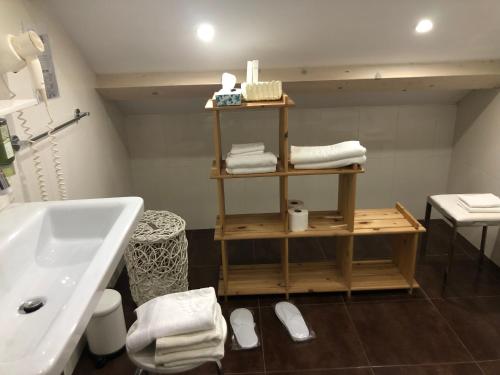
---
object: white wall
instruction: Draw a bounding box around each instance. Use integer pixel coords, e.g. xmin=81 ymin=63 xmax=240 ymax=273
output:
xmin=0 ymin=0 xmax=132 ymax=203
xmin=126 ymin=104 xmax=456 ymax=229
xmin=447 ymin=89 xmax=500 ymax=263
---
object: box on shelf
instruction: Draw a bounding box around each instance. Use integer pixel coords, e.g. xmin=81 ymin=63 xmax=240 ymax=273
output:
xmin=214 ymin=89 xmax=242 ymax=106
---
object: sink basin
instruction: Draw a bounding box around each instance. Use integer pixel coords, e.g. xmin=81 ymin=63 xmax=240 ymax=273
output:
xmin=0 ymin=197 xmax=143 ymax=375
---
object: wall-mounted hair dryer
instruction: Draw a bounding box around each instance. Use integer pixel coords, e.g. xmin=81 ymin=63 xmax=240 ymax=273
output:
xmin=0 ymin=30 xmax=47 ymax=103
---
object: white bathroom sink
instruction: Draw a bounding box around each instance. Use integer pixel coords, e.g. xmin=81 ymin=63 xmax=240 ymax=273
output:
xmin=0 ymin=197 xmax=143 ymax=375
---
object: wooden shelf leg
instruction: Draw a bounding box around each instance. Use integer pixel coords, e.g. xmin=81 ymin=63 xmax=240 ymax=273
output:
xmin=338 ymin=174 xmax=357 ymax=231
xmin=336 ymin=235 xmax=353 ymax=298
xmin=221 ymin=240 xmax=229 ymax=300
xmin=391 ymin=233 xmax=418 ymax=292
xmin=281 ymin=238 xmax=289 ymax=299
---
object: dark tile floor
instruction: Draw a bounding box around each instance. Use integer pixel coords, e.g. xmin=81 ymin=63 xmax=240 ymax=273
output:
xmin=74 ymin=219 xmax=500 ymax=375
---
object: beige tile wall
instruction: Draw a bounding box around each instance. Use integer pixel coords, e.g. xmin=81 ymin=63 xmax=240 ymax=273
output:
xmin=126 ymin=104 xmax=456 ymax=229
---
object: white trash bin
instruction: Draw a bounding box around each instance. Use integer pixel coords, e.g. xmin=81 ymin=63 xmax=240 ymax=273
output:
xmin=86 ymin=289 xmax=127 ymax=367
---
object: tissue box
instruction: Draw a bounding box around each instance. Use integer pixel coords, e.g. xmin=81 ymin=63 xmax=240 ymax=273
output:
xmin=214 ymin=89 xmax=242 ymax=107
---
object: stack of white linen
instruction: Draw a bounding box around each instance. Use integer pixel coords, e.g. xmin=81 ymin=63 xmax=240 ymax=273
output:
xmin=226 ymin=142 xmax=277 ymax=174
xmin=290 ymin=140 xmax=367 ymax=169
xmin=457 ymin=194 xmax=500 ymax=213
xmin=126 ymin=287 xmax=226 ymax=368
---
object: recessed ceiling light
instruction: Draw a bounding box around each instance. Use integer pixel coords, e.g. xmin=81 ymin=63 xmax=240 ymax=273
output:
xmin=197 ymin=23 xmax=215 ymax=42
xmin=415 ymin=19 xmax=433 ymax=33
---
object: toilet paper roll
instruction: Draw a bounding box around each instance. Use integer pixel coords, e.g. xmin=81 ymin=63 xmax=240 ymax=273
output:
xmin=287 ymin=199 xmax=304 ymax=210
xmin=288 ymin=208 xmax=309 ymax=232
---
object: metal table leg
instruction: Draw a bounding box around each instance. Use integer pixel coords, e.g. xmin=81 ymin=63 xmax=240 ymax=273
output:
xmin=420 ymin=200 xmax=432 ymax=260
xmin=444 ymin=224 xmax=458 ymax=285
xmin=478 ymin=226 xmax=488 ymax=269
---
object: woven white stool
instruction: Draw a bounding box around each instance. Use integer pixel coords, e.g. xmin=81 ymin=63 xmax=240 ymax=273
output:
xmin=420 ymin=194 xmax=500 ymax=284
xmin=125 ymin=210 xmax=189 ymax=306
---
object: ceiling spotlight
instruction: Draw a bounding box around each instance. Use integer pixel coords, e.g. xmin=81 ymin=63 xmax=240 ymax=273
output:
xmin=197 ymin=23 xmax=215 ymax=42
xmin=415 ymin=19 xmax=433 ymax=33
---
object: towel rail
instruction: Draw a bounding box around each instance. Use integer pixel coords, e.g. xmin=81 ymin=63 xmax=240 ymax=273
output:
xmin=12 ymin=108 xmax=89 ymax=150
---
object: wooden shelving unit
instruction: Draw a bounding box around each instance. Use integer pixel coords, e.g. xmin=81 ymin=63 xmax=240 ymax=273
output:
xmin=206 ymin=94 xmax=425 ymax=298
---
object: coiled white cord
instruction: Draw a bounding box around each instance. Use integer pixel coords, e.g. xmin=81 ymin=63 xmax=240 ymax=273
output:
xmin=44 ymin=102 xmax=67 ymax=200
xmin=17 ymin=109 xmax=49 ymax=201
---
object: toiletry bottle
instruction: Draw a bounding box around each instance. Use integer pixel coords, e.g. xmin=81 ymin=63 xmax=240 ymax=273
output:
xmin=0 ymin=118 xmax=15 ymax=165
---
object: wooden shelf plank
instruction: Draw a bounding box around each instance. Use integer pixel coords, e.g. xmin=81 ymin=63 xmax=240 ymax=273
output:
xmin=218 ymin=264 xmax=285 ymax=296
xmin=205 ymin=95 xmax=295 ymax=111
xmin=210 ymin=160 xmax=364 ymax=179
xmin=351 ymin=260 xmax=419 ymax=291
xmin=218 ymin=260 xmax=418 ymax=296
xmin=214 ymin=208 xmax=425 ymax=240
xmin=288 ymin=262 xmax=348 ymax=293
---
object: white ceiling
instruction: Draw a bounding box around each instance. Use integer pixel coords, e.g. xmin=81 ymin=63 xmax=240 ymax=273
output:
xmin=46 ymin=0 xmax=500 ymax=74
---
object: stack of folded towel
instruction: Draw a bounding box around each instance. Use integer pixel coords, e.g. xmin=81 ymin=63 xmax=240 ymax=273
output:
xmin=457 ymin=194 xmax=500 ymax=213
xmin=226 ymin=142 xmax=277 ymax=174
xmin=290 ymin=140 xmax=367 ymax=169
xmin=126 ymin=287 xmax=226 ymax=369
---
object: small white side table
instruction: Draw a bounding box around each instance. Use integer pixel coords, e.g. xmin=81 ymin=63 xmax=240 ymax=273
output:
xmin=420 ymin=194 xmax=500 ymax=283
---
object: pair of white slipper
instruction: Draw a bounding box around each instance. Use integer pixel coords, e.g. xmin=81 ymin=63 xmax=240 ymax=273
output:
xmin=229 ymin=301 xmax=310 ymax=349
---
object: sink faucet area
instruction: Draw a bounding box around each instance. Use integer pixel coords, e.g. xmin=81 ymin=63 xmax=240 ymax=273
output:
xmin=0 ymin=197 xmax=143 ymax=375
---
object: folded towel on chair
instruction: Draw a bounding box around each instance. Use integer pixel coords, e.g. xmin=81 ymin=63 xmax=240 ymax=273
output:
xmin=458 ymin=193 xmax=500 ymax=208
xmin=292 ymin=156 xmax=366 ymax=170
xmin=126 ymin=288 xmax=217 ymax=353
xmin=229 ymin=142 xmax=265 ymax=155
xmin=290 ymin=141 xmax=366 ymax=165
xmin=226 ymin=152 xmax=277 ymax=169
xmin=155 ymin=307 xmax=227 ymax=366
xmin=226 ymin=165 xmax=277 ymax=175
xmin=458 ymin=200 xmax=500 ymax=213
xmin=155 ymin=304 xmax=224 ymax=355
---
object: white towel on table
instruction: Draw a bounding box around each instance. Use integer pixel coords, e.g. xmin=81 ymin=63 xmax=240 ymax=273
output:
xmin=156 ymin=309 xmax=227 ymax=366
xmin=458 ymin=193 xmax=500 ymax=208
xmin=226 ymin=152 xmax=277 ymax=169
xmin=293 ymin=155 xmax=366 ymax=170
xmin=226 ymin=165 xmax=277 ymax=175
xmin=290 ymin=141 xmax=366 ymax=164
xmin=458 ymin=200 xmax=500 ymax=213
xmin=126 ymin=287 xmax=217 ymax=353
xmin=155 ymin=304 xmax=223 ymax=356
xmin=229 ymin=142 xmax=265 ymax=155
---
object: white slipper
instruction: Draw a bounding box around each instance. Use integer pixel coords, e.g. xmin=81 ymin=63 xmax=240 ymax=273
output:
xmin=229 ymin=308 xmax=259 ymax=349
xmin=274 ymin=302 xmax=310 ymax=341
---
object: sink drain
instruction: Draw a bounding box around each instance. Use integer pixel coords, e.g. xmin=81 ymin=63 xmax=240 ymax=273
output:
xmin=18 ymin=297 xmax=46 ymax=314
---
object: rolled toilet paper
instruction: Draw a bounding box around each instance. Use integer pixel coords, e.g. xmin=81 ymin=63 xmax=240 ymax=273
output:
xmin=287 ymin=199 xmax=304 ymax=210
xmin=288 ymin=208 xmax=309 ymax=232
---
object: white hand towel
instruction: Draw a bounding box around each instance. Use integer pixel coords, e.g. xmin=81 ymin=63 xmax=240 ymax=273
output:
xmin=226 ymin=152 xmax=277 ymax=169
xmin=155 ymin=304 xmax=223 ymax=355
xmin=458 ymin=200 xmax=500 ymax=213
xmin=293 ymin=156 xmax=366 ymax=170
xmin=226 ymin=166 xmax=277 ymax=175
xmin=458 ymin=193 xmax=500 ymax=208
xmin=229 ymin=142 xmax=265 ymax=155
xmin=126 ymin=287 xmax=217 ymax=353
xmin=290 ymin=141 xmax=366 ymax=164
xmin=227 ymin=150 xmax=264 ymax=158
xmin=156 ymin=310 xmax=227 ymax=366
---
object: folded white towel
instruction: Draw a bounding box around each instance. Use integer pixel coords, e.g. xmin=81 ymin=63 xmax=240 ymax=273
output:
xmin=458 ymin=200 xmax=500 ymax=213
xmin=155 ymin=304 xmax=223 ymax=357
xmin=290 ymin=141 xmax=366 ymax=164
xmin=293 ymin=156 xmax=366 ymax=170
xmin=227 ymin=150 xmax=264 ymax=158
xmin=226 ymin=152 xmax=277 ymax=169
xmin=156 ymin=309 xmax=227 ymax=366
xmin=229 ymin=142 xmax=265 ymax=155
xmin=126 ymin=287 xmax=217 ymax=353
xmin=226 ymin=165 xmax=277 ymax=175
xmin=458 ymin=194 xmax=500 ymax=208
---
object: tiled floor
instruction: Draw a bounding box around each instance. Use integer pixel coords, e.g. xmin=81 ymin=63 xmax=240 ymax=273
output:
xmin=74 ymin=219 xmax=500 ymax=374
